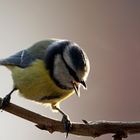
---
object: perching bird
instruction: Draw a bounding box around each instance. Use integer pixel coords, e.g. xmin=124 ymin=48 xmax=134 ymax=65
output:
xmin=0 ymin=39 xmax=90 ymax=136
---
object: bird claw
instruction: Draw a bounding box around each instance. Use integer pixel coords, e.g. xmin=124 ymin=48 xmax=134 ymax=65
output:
xmin=82 ymin=119 xmax=93 ymax=125
xmin=0 ymin=94 xmax=11 ymax=109
xmin=62 ymin=115 xmax=71 ymax=138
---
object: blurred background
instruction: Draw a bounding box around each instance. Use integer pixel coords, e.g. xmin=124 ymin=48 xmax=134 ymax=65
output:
xmin=0 ymin=0 xmax=140 ymax=140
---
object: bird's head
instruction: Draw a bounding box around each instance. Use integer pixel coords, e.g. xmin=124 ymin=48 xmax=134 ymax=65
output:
xmin=45 ymin=40 xmax=90 ymax=96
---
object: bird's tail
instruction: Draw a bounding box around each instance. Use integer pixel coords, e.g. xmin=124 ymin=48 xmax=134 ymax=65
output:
xmin=0 ymin=59 xmax=12 ymax=67
xmin=0 ymin=59 xmax=3 ymax=65
xmin=0 ymin=59 xmax=6 ymax=65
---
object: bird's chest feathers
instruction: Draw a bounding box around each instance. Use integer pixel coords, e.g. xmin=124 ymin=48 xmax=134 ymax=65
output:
xmin=11 ymin=60 xmax=73 ymax=103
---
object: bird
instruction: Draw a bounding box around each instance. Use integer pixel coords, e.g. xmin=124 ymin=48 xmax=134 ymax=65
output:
xmin=0 ymin=39 xmax=90 ymax=137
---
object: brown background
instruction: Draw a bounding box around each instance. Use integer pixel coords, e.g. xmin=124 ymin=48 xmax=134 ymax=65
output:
xmin=0 ymin=0 xmax=140 ymax=140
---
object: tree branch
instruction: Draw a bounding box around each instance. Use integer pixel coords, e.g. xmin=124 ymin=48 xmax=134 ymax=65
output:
xmin=0 ymin=98 xmax=140 ymax=139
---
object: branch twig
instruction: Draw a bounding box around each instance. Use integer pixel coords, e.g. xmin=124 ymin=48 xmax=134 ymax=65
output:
xmin=0 ymin=98 xmax=140 ymax=139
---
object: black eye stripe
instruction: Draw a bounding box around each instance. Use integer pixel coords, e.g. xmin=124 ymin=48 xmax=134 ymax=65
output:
xmin=45 ymin=40 xmax=81 ymax=89
xmin=61 ymin=53 xmax=80 ymax=83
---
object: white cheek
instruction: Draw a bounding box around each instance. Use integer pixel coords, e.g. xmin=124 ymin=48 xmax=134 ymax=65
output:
xmin=53 ymin=55 xmax=74 ymax=88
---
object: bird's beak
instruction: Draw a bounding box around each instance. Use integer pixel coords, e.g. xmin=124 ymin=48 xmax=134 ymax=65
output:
xmin=80 ymin=80 xmax=87 ymax=89
xmin=72 ymin=81 xmax=80 ymax=97
xmin=72 ymin=80 xmax=87 ymax=97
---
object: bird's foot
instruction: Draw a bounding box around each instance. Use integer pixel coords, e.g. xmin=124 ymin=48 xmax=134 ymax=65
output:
xmin=0 ymin=88 xmax=16 ymax=110
xmin=0 ymin=94 xmax=11 ymax=109
xmin=62 ymin=115 xmax=72 ymax=138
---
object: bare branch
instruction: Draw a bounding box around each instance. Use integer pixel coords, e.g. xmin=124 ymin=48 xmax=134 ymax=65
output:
xmin=0 ymin=97 xmax=140 ymax=138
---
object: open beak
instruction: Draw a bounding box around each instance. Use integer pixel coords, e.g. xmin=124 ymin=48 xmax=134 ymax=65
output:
xmin=80 ymin=80 xmax=87 ymax=89
xmin=72 ymin=80 xmax=86 ymax=97
xmin=72 ymin=81 xmax=80 ymax=97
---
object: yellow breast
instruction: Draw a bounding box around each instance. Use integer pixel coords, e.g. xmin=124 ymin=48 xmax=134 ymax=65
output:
xmin=9 ymin=59 xmax=74 ymax=106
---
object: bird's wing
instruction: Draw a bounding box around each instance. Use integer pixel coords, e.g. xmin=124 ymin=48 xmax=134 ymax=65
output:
xmin=0 ymin=39 xmax=56 ymax=68
xmin=0 ymin=50 xmax=35 ymax=68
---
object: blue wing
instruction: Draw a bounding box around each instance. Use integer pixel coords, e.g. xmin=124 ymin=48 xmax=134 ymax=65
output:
xmin=0 ymin=39 xmax=57 ymax=68
xmin=0 ymin=50 xmax=36 ymax=68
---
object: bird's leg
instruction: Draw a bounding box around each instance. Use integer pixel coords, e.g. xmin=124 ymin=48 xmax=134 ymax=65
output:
xmin=52 ymin=105 xmax=71 ymax=138
xmin=0 ymin=87 xmax=17 ymax=109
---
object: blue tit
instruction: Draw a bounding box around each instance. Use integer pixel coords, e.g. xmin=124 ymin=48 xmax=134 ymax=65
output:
xmin=0 ymin=39 xmax=90 ymax=135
